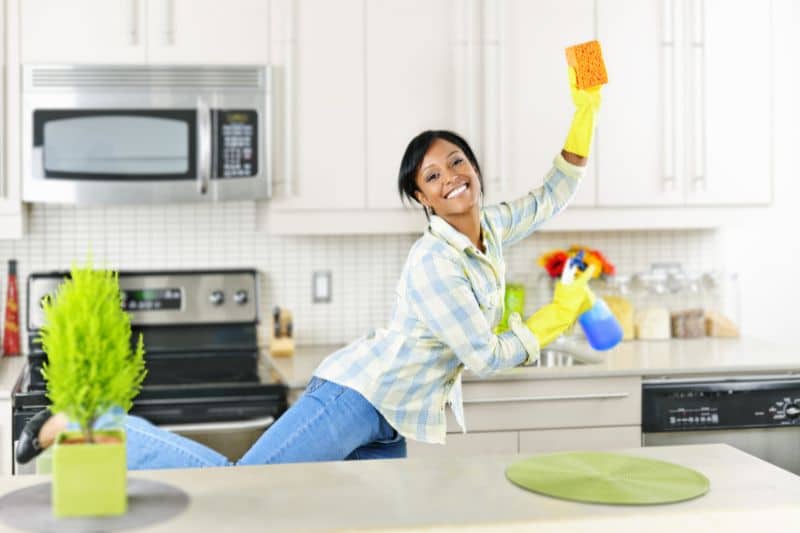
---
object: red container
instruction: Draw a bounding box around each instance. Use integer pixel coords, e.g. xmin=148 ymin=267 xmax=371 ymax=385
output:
xmin=2 ymin=260 xmax=20 ymax=356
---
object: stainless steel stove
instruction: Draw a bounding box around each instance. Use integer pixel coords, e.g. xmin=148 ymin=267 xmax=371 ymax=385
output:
xmin=12 ymin=269 xmax=287 ymax=472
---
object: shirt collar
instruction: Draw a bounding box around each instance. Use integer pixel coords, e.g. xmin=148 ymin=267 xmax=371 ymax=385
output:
xmin=428 ymin=214 xmax=489 ymax=254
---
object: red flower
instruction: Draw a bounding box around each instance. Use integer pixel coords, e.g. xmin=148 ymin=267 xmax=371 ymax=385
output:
xmin=543 ymin=251 xmax=569 ymax=278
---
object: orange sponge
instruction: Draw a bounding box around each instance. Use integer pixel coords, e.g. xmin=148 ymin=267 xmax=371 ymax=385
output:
xmin=565 ymin=40 xmax=608 ymax=90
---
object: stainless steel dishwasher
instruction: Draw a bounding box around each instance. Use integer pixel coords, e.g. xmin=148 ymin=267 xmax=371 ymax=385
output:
xmin=642 ymin=376 xmax=800 ymax=475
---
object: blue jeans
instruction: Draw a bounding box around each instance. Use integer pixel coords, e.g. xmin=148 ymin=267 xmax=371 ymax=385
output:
xmin=119 ymin=377 xmax=406 ymax=470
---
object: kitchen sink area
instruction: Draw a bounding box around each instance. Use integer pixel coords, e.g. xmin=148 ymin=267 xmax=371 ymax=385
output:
xmin=522 ymin=349 xmax=593 ymax=367
xmin=517 ymin=337 xmax=605 ymax=368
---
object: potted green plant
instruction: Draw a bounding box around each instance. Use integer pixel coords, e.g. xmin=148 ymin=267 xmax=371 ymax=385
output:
xmin=39 ymin=260 xmax=146 ymax=517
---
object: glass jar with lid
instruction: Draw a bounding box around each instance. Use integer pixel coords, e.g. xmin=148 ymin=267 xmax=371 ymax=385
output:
xmin=596 ymin=275 xmax=635 ymax=341
xmin=701 ymin=271 xmax=741 ymax=337
xmin=631 ymin=271 xmax=671 ymax=340
xmin=669 ymin=272 xmax=705 ymax=338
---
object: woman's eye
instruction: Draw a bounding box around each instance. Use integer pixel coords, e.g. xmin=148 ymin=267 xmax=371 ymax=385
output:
xmin=426 ymin=172 xmax=439 ymax=182
xmin=452 ymin=157 xmax=465 ymax=166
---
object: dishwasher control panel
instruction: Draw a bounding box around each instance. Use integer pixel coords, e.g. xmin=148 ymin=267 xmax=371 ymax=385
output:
xmin=642 ymin=378 xmax=800 ymax=432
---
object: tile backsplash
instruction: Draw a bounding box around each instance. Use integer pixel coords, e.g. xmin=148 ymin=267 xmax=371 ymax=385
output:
xmin=0 ymin=202 xmax=719 ymax=349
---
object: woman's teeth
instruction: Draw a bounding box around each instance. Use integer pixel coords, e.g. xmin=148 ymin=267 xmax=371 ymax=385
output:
xmin=446 ymin=184 xmax=468 ymax=199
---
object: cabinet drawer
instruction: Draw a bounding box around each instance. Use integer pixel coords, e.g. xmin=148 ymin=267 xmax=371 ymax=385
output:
xmin=450 ymin=376 xmax=641 ymax=432
xmin=519 ymin=426 xmax=641 ymax=454
xmin=406 ymin=431 xmax=518 ymax=460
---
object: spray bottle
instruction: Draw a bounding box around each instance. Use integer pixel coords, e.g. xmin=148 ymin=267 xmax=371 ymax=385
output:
xmin=563 ymin=252 xmax=622 ymax=351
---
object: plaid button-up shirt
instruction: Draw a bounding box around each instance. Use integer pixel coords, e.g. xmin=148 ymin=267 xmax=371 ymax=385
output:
xmin=314 ymin=154 xmax=584 ymax=444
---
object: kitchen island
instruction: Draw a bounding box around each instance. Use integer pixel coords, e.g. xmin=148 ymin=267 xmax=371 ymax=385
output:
xmin=0 ymin=444 xmax=796 ymax=531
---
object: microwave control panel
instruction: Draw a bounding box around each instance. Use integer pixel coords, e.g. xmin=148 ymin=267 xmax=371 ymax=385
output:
xmin=217 ymin=110 xmax=258 ymax=178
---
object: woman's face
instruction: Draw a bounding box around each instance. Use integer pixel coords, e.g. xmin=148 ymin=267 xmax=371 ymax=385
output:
xmin=414 ymin=138 xmax=481 ymax=219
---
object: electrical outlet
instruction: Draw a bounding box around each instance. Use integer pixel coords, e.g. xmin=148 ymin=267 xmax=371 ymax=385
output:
xmin=312 ymin=271 xmax=332 ymax=303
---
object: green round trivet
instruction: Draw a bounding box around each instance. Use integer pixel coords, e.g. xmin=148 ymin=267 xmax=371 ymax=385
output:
xmin=506 ymin=451 xmax=709 ymax=505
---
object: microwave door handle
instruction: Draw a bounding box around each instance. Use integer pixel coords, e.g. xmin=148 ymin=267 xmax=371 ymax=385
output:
xmin=197 ymin=101 xmax=211 ymax=195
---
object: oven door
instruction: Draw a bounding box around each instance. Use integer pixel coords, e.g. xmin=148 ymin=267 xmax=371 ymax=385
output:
xmin=21 ymin=65 xmax=271 ymax=205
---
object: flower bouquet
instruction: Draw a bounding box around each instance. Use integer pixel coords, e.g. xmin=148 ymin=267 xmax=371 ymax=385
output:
xmin=538 ymin=245 xmax=615 ymax=279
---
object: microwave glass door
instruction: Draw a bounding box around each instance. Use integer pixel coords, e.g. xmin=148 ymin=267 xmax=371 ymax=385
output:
xmin=34 ymin=110 xmax=196 ymax=181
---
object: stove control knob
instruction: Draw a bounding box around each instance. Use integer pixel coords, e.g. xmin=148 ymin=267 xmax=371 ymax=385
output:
xmin=209 ymin=290 xmax=225 ymax=306
xmin=785 ymin=403 xmax=800 ymax=419
xmin=234 ymin=290 xmax=249 ymax=305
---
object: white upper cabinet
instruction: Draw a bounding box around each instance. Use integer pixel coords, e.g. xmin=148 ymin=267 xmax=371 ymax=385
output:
xmin=20 ymin=0 xmax=269 ymax=65
xmin=146 ymin=0 xmax=269 ymax=64
xmin=488 ymin=0 xmax=596 ymax=207
xmin=2 ymin=0 xmax=24 ymax=239
xmin=687 ymin=0 xmax=771 ymax=205
xmin=21 ymin=0 xmax=147 ymax=63
xmin=597 ymin=0 xmax=680 ymax=206
xmin=269 ymin=0 xmax=365 ymax=210
xmin=365 ymin=0 xmax=466 ymax=210
xmin=598 ymin=0 xmax=772 ymax=207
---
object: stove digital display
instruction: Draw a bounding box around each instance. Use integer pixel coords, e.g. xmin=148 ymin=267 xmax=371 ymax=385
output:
xmin=121 ymin=288 xmax=182 ymax=311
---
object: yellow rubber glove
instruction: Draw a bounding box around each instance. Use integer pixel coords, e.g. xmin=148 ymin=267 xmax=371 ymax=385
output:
xmin=563 ymin=67 xmax=603 ymax=158
xmin=525 ymin=266 xmax=595 ymax=348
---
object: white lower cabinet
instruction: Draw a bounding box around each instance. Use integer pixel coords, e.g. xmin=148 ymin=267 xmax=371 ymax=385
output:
xmin=407 ymin=376 xmax=642 ymax=459
xmin=407 ymin=431 xmax=518 ymax=460
xmin=519 ymin=426 xmax=641 ymax=454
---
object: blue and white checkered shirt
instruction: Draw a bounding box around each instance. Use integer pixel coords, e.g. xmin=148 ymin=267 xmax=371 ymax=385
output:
xmin=314 ymin=154 xmax=584 ymax=444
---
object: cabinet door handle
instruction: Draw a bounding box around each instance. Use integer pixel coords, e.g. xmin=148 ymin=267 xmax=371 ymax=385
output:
xmin=283 ymin=0 xmax=297 ymax=197
xmin=482 ymin=0 xmax=504 ymax=195
xmin=661 ymin=0 xmax=677 ymax=192
xmin=463 ymin=392 xmax=630 ymax=404
xmin=690 ymin=0 xmax=706 ymax=192
xmin=463 ymin=0 xmax=481 ymax=167
xmin=166 ymin=0 xmax=176 ymax=45
xmin=131 ymin=0 xmax=139 ymax=46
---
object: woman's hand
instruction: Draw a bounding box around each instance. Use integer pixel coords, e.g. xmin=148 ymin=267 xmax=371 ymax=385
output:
xmin=563 ymin=67 xmax=603 ymax=162
xmin=524 ymin=266 xmax=595 ymax=347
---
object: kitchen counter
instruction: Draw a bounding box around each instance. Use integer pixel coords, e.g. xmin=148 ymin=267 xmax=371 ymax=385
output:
xmin=0 ymin=444 xmax=797 ymax=531
xmin=265 ymin=337 xmax=800 ymax=390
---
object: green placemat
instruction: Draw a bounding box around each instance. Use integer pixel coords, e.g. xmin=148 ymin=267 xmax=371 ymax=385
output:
xmin=506 ymin=451 xmax=709 ymax=505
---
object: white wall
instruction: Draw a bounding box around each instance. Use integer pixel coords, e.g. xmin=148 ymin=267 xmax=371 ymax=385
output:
xmin=719 ymin=0 xmax=800 ymax=344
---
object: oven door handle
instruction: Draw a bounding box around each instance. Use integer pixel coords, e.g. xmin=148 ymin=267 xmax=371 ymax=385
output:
xmin=197 ymin=99 xmax=212 ymax=195
xmin=160 ymin=415 xmax=275 ymax=434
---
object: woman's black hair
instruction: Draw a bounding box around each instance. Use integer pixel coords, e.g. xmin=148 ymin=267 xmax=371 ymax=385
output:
xmin=397 ymin=130 xmax=483 ymax=217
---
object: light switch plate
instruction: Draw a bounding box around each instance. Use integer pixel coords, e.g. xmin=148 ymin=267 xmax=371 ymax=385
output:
xmin=312 ymin=270 xmax=332 ymax=303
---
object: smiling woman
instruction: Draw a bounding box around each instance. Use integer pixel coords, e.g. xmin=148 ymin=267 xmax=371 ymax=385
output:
xmin=17 ymin=67 xmax=603 ymax=471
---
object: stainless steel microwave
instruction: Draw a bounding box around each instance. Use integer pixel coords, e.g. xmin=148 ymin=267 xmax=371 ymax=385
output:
xmin=22 ymin=65 xmax=272 ymax=205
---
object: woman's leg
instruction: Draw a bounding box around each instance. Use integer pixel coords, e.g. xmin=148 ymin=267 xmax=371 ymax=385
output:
xmin=123 ymin=415 xmax=232 ymax=470
xmin=237 ymin=377 xmax=404 ymax=465
xmin=344 ymin=432 xmax=407 ymax=460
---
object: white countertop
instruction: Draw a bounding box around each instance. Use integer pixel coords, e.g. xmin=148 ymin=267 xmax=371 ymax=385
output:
xmin=265 ymin=337 xmax=800 ymax=389
xmin=1 ymin=444 xmax=797 ymax=531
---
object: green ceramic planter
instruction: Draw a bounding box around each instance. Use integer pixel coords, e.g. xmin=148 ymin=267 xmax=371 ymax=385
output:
xmin=52 ymin=429 xmax=127 ymax=517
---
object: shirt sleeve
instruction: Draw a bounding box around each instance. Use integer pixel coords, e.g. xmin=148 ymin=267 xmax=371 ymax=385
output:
xmin=484 ymin=153 xmax=585 ymax=247
xmin=406 ymin=252 xmax=539 ymax=377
